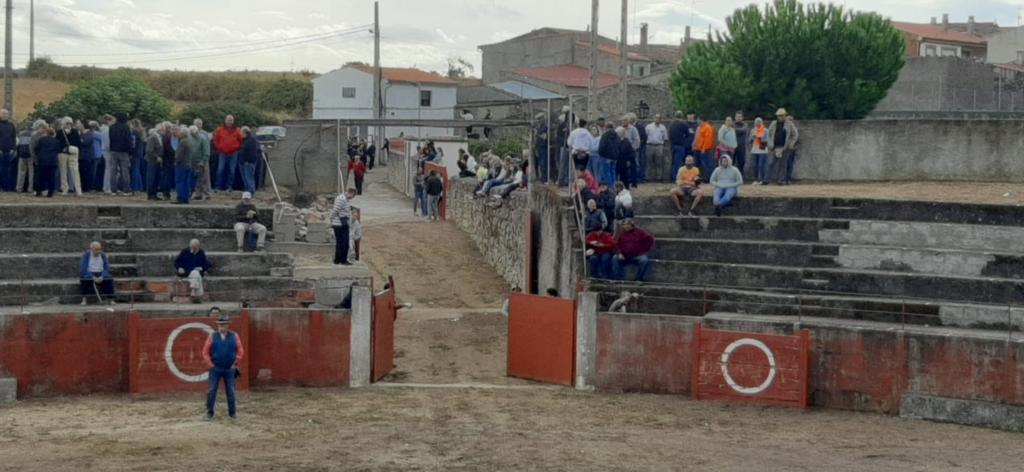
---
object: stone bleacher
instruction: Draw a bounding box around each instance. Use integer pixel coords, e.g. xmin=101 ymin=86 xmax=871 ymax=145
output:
xmin=0 ymin=203 xmax=305 ymax=306
xmin=589 ymin=196 xmax=1024 ymax=331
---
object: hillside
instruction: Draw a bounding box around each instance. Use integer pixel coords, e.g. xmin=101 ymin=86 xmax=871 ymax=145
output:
xmin=9 ymin=78 xmax=71 ymax=122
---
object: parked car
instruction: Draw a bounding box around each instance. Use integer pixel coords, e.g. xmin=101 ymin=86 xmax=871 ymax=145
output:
xmin=256 ymin=126 xmax=286 ymax=148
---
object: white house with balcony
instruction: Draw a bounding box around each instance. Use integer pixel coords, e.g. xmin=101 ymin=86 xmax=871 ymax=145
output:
xmin=312 ymin=64 xmax=458 ymax=138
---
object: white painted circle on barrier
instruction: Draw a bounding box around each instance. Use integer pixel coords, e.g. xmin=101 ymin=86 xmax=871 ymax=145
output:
xmin=720 ymin=338 xmax=778 ymax=395
xmin=164 ymin=322 xmax=215 ymax=383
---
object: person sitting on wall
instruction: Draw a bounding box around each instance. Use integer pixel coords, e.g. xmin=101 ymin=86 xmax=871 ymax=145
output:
xmin=176 ymin=239 xmax=212 ymax=303
xmin=477 ymin=159 xmax=514 ymax=196
xmin=670 ymin=155 xmax=704 ymax=216
xmin=612 ymin=219 xmax=655 ymax=282
xmin=584 ymin=199 xmax=608 ymax=233
xmin=586 ymin=227 xmax=616 ymax=279
xmin=234 ymin=192 xmax=267 ymax=252
xmin=80 ymin=241 xmax=115 ymax=305
xmin=491 ymin=160 xmax=528 ymax=201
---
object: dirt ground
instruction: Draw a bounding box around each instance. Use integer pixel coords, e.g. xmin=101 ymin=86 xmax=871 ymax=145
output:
xmin=3 ymin=173 xmax=1024 ymax=471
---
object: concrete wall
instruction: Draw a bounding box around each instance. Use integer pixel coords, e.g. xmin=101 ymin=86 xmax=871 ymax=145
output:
xmin=446 ymin=178 xmax=526 ymax=288
xmin=0 ymin=307 xmax=356 ymax=398
xmin=874 ymin=57 xmax=1008 ymax=112
xmin=588 ymin=310 xmax=1024 ymax=415
xmin=986 ymin=26 xmax=1024 ymax=64
xmin=796 ymin=119 xmax=1024 ymax=182
xmin=273 ymin=122 xmax=352 ymax=194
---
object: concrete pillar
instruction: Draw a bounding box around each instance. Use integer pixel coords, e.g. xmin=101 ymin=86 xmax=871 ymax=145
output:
xmin=575 ymin=292 xmax=598 ymax=390
xmin=349 ymin=286 xmax=373 ymax=388
xmin=0 ymin=377 xmax=15 ymax=404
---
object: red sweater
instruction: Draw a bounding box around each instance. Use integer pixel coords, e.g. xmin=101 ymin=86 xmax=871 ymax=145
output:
xmin=213 ymin=125 xmax=243 ymax=155
xmin=586 ymin=231 xmax=616 ymax=255
xmin=349 ymin=160 xmax=367 ymax=177
xmin=617 ymin=228 xmax=654 ymax=258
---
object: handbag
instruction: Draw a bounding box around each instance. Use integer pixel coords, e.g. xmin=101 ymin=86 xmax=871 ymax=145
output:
xmin=61 ymin=133 xmax=79 ymax=156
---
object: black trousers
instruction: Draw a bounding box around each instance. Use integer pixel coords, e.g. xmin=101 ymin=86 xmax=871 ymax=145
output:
xmin=333 ymin=221 xmax=350 ymax=264
xmin=354 ymin=175 xmax=364 ymax=195
xmin=80 ymin=276 xmax=114 ymax=299
xmin=35 ymin=164 xmax=56 ymax=195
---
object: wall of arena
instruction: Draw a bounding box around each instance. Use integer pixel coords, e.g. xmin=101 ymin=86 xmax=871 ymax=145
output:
xmin=446 ymin=178 xmax=528 ymax=289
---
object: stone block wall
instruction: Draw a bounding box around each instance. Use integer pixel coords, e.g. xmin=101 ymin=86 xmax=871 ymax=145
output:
xmin=446 ymin=178 xmax=527 ymax=288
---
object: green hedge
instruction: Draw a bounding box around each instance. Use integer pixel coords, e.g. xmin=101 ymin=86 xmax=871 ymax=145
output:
xmin=177 ymin=101 xmax=279 ymax=129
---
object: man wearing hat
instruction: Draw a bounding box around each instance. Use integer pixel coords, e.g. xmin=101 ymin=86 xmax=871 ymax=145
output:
xmin=202 ymin=313 xmax=245 ymax=420
xmin=233 ymin=192 xmax=266 ymax=252
xmin=766 ymin=108 xmax=799 ymax=185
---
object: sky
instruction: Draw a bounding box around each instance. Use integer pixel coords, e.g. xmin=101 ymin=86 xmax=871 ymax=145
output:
xmin=11 ymin=0 xmax=1024 ymax=75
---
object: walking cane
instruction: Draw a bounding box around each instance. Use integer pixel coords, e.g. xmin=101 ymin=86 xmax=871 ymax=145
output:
xmin=92 ymin=279 xmax=105 ymax=304
xmin=261 ymin=150 xmax=283 ymax=203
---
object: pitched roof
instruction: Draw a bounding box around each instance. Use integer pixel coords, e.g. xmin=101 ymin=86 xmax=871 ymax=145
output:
xmin=349 ymin=64 xmax=458 ymax=85
xmin=490 ymin=80 xmax=564 ymax=100
xmin=891 ymin=21 xmax=987 ymax=45
xmin=575 ymin=41 xmax=650 ymax=61
xmin=511 ymin=65 xmax=619 ymax=89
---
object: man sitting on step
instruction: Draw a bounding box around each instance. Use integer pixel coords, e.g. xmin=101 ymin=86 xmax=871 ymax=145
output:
xmin=234 ymin=192 xmax=267 ymax=252
xmin=176 ymin=239 xmax=211 ymax=302
xmin=79 ymin=241 xmax=115 ymax=306
xmin=612 ymin=219 xmax=655 ymax=282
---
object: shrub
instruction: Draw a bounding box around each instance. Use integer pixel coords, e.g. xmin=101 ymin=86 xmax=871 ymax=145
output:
xmin=468 ymin=135 xmax=528 ymax=160
xmin=30 ymin=73 xmax=172 ymax=125
xmin=177 ymin=101 xmax=279 ymax=129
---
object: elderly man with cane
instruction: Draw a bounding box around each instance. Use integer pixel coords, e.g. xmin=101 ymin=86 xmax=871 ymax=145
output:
xmin=79 ymin=241 xmax=115 ymax=305
xmin=203 ymin=313 xmax=245 ymax=420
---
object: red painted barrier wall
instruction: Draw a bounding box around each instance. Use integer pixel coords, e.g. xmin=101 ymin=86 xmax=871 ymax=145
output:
xmin=595 ymin=313 xmax=696 ymax=394
xmin=508 ymin=293 xmax=576 ymax=385
xmin=594 ymin=314 xmax=1024 ymax=414
xmin=129 ymin=313 xmax=251 ymax=394
xmin=0 ymin=308 xmax=352 ymax=398
xmin=0 ymin=312 xmax=129 ymax=397
xmin=249 ymin=311 xmax=350 ymax=388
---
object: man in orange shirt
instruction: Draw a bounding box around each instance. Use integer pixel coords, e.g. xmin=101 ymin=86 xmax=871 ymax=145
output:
xmin=692 ymin=116 xmax=715 ymax=183
xmin=670 ymin=156 xmax=704 ymax=216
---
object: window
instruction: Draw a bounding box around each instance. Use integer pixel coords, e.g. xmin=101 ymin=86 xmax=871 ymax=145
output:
xmin=342 ymin=87 xmax=356 ymax=98
xmin=940 ymin=46 xmax=958 ymax=57
xmin=924 ymin=45 xmax=938 ymax=57
xmin=420 ymin=90 xmax=432 ymax=107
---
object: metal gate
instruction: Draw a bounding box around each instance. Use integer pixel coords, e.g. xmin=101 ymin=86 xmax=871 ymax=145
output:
xmin=507 ymin=292 xmax=576 ymax=385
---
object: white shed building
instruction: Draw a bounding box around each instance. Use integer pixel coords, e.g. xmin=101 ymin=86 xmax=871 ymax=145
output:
xmin=312 ymin=64 xmax=459 ymax=139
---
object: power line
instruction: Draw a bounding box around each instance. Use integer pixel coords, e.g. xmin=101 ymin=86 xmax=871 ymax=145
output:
xmin=50 ymin=28 xmax=371 ymax=66
xmin=24 ymin=24 xmax=372 ymax=59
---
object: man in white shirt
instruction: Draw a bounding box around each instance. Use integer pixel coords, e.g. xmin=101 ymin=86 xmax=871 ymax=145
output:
xmin=645 ymin=114 xmax=669 ymax=182
xmin=566 ymin=120 xmax=593 ymax=183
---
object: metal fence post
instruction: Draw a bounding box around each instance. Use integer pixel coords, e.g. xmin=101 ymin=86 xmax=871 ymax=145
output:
xmin=901 ymin=299 xmax=907 ymax=331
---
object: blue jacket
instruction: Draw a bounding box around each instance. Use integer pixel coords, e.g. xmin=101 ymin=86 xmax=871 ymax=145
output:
xmin=598 ymin=130 xmax=619 ymax=162
xmin=240 ymin=135 xmax=261 ymax=164
xmin=80 ymin=131 xmax=97 ymax=161
xmin=80 ymin=251 xmax=112 ymax=280
xmin=208 ymin=331 xmax=239 ymax=369
xmin=109 ymin=120 xmax=133 ymax=153
xmin=175 ymin=248 xmax=211 ymax=274
xmin=34 ymin=136 xmax=63 ymax=167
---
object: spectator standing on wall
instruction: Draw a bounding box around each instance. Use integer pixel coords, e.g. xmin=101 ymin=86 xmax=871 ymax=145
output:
xmin=733 ymin=111 xmax=749 ymax=178
xmin=55 ymin=117 xmax=82 ymax=196
xmin=710 ymin=155 xmax=743 ymax=217
xmin=644 ymin=114 xmax=669 ymax=182
xmin=567 ymin=119 xmax=592 ymax=178
xmin=192 ymin=119 xmax=213 ymax=200
xmin=109 ymin=113 xmax=133 ymax=195
xmin=622 ymin=114 xmax=641 ymax=189
xmin=612 ymin=219 xmax=655 ymax=282
xmin=329 ymin=189 xmax=357 ymax=265
xmin=693 ymin=116 xmax=715 ymax=183
xmin=239 ymin=127 xmax=261 ymax=196
xmin=533 ymin=113 xmax=550 ymax=183
xmin=213 ymin=115 xmax=243 ymax=191
xmin=33 ymin=126 xmax=61 ymax=197
xmin=145 ymin=125 xmax=165 ymax=201
xmin=784 ymin=115 xmax=800 ymax=185
xmin=0 ymin=109 xmax=16 ymax=191
xmin=615 ymin=126 xmax=636 ymax=189
xmin=596 ymin=123 xmax=620 ymax=186
xmin=766 ymin=108 xmax=799 ymax=185
xmin=203 ymin=314 xmax=245 ymax=421
xmin=130 ymin=119 xmax=147 ymax=193
xmin=749 ymin=117 xmax=769 ymax=185
xmin=425 ymin=170 xmax=444 ymax=222
xmin=161 ymin=123 xmax=177 ymax=197
xmin=668 ymin=111 xmax=692 ymax=183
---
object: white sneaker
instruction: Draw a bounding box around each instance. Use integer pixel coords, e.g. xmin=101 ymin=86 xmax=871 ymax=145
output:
xmin=81 ymin=298 xmax=87 ymax=306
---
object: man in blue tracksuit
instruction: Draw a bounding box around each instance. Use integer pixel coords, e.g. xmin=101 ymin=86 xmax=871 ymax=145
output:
xmin=202 ymin=313 xmax=245 ymax=420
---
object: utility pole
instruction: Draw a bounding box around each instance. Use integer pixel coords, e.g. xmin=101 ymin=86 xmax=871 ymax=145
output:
xmin=373 ymin=1 xmax=383 ymax=160
xmin=4 ymin=0 xmax=12 ymax=116
xmin=29 ymin=0 xmax=33 ymax=62
xmin=588 ymin=0 xmax=598 ymax=121
xmin=619 ymin=0 xmax=628 ymax=116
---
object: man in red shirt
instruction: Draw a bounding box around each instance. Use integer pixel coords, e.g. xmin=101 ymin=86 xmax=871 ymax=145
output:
xmin=585 ymin=228 xmax=616 ymax=279
xmin=213 ymin=115 xmax=244 ymax=191
xmin=348 ymin=157 xmax=367 ymax=195
xmin=612 ymin=219 xmax=655 ymax=281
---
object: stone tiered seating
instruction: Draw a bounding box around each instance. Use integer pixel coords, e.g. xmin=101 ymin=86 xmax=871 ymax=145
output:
xmin=0 ymin=203 xmax=304 ymax=306
xmin=588 ymin=196 xmax=1024 ymax=331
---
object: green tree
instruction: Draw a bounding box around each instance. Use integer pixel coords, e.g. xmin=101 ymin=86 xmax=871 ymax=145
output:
xmin=670 ymin=0 xmax=904 ymax=119
xmin=31 ymin=73 xmax=171 ymax=124
xmin=177 ymin=101 xmax=279 ymax=129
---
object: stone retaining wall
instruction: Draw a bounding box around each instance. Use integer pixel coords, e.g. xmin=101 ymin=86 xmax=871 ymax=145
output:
xmin=446 ymin=178 xmax=526 ymax=288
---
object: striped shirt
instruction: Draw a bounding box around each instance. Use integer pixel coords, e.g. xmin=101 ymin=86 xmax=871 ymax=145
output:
xmin=330 ymin=194 xmax=352 ymax=226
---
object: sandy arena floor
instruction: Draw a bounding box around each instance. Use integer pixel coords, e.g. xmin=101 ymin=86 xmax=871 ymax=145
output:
xmin=2 ymin=173 xmax=1023 ymax=471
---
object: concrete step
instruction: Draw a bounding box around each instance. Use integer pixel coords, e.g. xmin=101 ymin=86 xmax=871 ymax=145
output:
xmin=820 ymin=220 xmax=1024 ymax=253
xmin=0 ymin=204 xmax=274 ymax=229
xmin=808 ymin=255 xmax=840 ymax=268
xmin=589 ymin=282 xmax=1024 ymax=331
xmin=0 ymin=276 xmax=308 ymax=306
xmin=629 ymin=259 xmax=1024 ymax=305
xmin=0 ymin=228 xmax=274 ymax=254
xmin=0 ymin=252 xmax=294 ymax=279
xmin=630 ymin=195 xmax=1024 ymax=227
xmin=632 ymin=215 xmax=828 ymax=241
